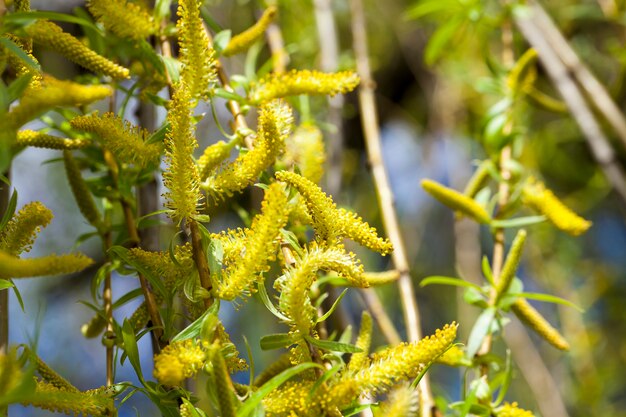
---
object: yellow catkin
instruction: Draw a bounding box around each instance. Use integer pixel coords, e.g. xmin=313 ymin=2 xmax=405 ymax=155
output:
xmin=522 ymin=179 xmax=592 ymax=236
xmin=16 ymin=130 xmax=91 ymax=150
xmin=8 ymin=76 xmax=112 ymax=129
xmin=262 ymin=380 xmax=313 ymax=417
xmin=362 ymin=270 xmax=400 ymax=286
xmin=436 ymin=345 xmax=468 ymax=367
xmin=497 ymin=402 xmax=535 ymax=417
xmin=204 ymin=100 xmax=293 ymax=199
xmin=128 ymin=243 xmax=194 ymax=290
xmin=217 ymin=183 xmax=290 ymax=300
xmin=511 ymin=298 xmax=570 ymax=351
xmin=209 ymin=345 xmax=237 ymax=417
xmin=87 ymin=0 xmax=158 ymax=40
xmin=25 ymin=379 xmax=114 ymax=417
xmin=222 ymin=6 xmax=278 ymax=57
xmin=71 ymin=113 xmax=162 ymax=168
xmin=249 ymin=69 xmax=360 ymax=105
xmin=23 ymin=348 xmax=79 ymax=393
xmin=0 ymin=201 xmax=53 ymax=256
xmin=0 ymin=250 xmax=94 ymax=279
xmin=463 ymin=161 xmax=492 ymax=198
xmin=63 ymin=150 xmax=103 ymax=230
xmin=252 ymin=353 xmax=292 ymax=388
xmin=162 ymin=85 xmax=203 ymax=224
xmin=284 ymin=124 xmax=326 ymax=184
xmin=348 ymin=311 xmax=372 ymax=371
xmin=197 ymin=140 xmax=232 ymax=181
xmin=378 ymin=383 xmax=419 ymax=417
xmin=421 ymin=179 xmax=491 ymax=224
xmin=495 ymin=229 xmax=527 ymax=302
xmin=276 ymin=171 xmax=393 ymax=254
xmin=80 ymin=314 xmax=107 ymax=338
xmin=0 ymin=349 xmax=24 ymax=395
xmin=153 ymin=339 xmax=207 ymax=386
xmin=25 ymin=20 xmax=129 ymax=79
xmin=176 ymin=0 xmax=216 ymax=99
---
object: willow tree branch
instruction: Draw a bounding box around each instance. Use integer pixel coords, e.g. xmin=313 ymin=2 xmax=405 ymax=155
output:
xmin=527 ymin=1 xmax=626 ymax=150
xmin=514 ymin=9 xmax=626 ymax=204
xmin=0 ymin=172 xmax=9 ymax=357
xmin=348 ymin=1 xmax=432 ymax=415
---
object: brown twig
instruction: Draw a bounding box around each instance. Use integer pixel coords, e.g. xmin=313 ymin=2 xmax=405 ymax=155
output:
xmin=348 ymin=0 xmax=432 ymax=415
xmin=0 ymin=172 xmax=9 ymax=357
xmin=514 ymin=8 xmax=626 ymax=204
xmin=188 ymin=220 xmax=212 ymax=308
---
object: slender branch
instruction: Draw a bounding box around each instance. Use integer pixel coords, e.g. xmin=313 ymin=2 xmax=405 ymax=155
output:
xmin=0 ymin=172 xmax=9 ymax=357
xmin=103 ymin=228 xmax=114 ymax=386
xmin=348 ymin=1 xmax=432 ymax=415
xmin=514 ymin=8 xmax=626 ymax=204
xmin=188 ymin=220 xmax=212 ymax=308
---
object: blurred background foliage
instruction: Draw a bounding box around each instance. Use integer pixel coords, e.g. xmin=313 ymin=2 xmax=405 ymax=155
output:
xmin=5 ymin=0 xmax=626 ymax=416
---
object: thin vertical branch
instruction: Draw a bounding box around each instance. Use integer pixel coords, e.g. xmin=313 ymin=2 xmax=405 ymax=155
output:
xmin=348 ymin=1 xmax=433 ymax=416
xmin=189 ymin=220 xmax=212 ymax=308
xmin=0 ymin=173 xmax=9 ymax=357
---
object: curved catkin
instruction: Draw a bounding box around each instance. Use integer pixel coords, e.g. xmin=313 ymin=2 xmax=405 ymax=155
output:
xmin=349 ymin=311 xmax=373 ymax=371
xmin=511 ymin=298 xmax=570 ymax=351
xmin=209 ymin=346 xmax=237 ymax=417
xmin=497 ymin=402 xmax=535 ymax=417
xmin=8 ymin=77 xmax=112 ymax=129
xmin=63 ymin=150 xmax=102 ymax=230
xmin=463 ymin=160 xmax=492 ymax=198
xmin=204 ymin=100 xmax=293 ymax=200
xmin=249 ymin=69 xmax=360 ymax=105
xmin=70 ymin=113 xmax=162 ymax=168
xmin=162 ymin=85 xmax=203 ymax=224
xmin=25 ymin=20 xmax=129 ymax=79
xmin=421 ymin=179 xmax=492 ymax=224
xmin=24 ymin=349 xmax=79 ymax=393
xmin=338 ymin=208 xmax=394 ymax=255
xmin=217 ymin=183 xmax=290 ymax=300
xmin=0 ymin=250 xmax=94 ymax=279
xmin=222 ymin=6 xmax=278 ymax=57
xmin=0 ymin=201 xmax=53 ymax=256
xmin=16 ymin=130 xmax=91 ymax=150
xmin=495 ymin=229 xmax=527 ymax=302
xmin=80 ymin=314 xmax=107 ymax=339
xmin=176 ymin=0 xmax=216 ymax=99
xmin=26 ymin=380 xmax=115 ymax=417
xmin=378 ymin=384 xmax=419 ymax=417
xmin=522 ymin=179 xmax=592 ymax=236
xmin=197 ymin=141 xmax=232 ymax=181
xmin=252 ymin=353 xmax=292 ymax=387
xmin=87 ymin=0 xmax=158 ymax=40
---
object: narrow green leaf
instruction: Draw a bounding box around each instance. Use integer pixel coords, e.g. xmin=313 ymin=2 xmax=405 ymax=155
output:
xmin=7 ymin=73 xmax=34 ymax=103
xmin=0 ymin=189 xmax=18 ymax=231
xmin=122 ymin=319 xmax=143 ymax=381
xmin=0 ymin=279 xmax=14 ymax=290
xmin=341 ymin=404 xmax=375 ymax=417
xmin=108 ymin=246 xmax=167 ymax=297
xmin=236 ymin=362 xmax=323 ymax=417
xmin=213 ymin=30 xmax=232 ymax=53
xmin=481 ymin=256 xmax=494 ymax=286
xmin=160 ymin=55 xmax=181 ymax=84
xmin=420 ymin=276 xmax=483 ymax=292
xmin=317 ymin=289 xmax=347 ymax=323
xmin=171 ymin=300 xmax=220 ymax=342
xmin=513 ymin=292 xmax=583 ymax=312
xmin=425 ymin=16 xmax=464 ymax=66
xmin=494 ymin=350 xmax=513 ymax=405
xmin=4 ymin=11 xmax=103 ymax=33
xmin=113 ymin=288 xmax=144 ymax=309
xmin=490 ymin=216 xmax=546 ymax=229
xmin=256 ymin=281 xmax=290 ymax=322
xmin=259 ymin=333 xmax=293 ymax=350
xmin=304 ymin=335 xmax=362 ymax=353
xmin=466 ymin=307 xmax=496 ymax=358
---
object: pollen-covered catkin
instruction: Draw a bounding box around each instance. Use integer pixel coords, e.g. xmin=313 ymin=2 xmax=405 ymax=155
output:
xmin=497 ymin=402 xmax=535 ymax=417
xmin=222 ymin=6 xmax=278 ymax=56
xmin=153 ymin=339 xmax=207 ymax=386
xmin=71 ymin=113 xmax=162 ymax=168
xmin=421 ymin=179 xmax=491 ymax=224
xmin=378 ymin=383 xmax=419 ymax=417
xmin=16 ymin=130 xmax=91 ymax=150
xmin=25 ymin=20 xmax=129 ymax=79
xmin=63 ymin=150 xmax=103 ymax=230
xmin=495 ymin=229 xmax=527 ymax=302
xmin=249 ymin=69 xmax=360 ymax=104
xmin=0 ymin=250 xmax=94 ymax=279
xmin=25 ymin=379 xmax=115 ymax=417
xmin=0 ymin=201 xmax=53 ymax=256
xmin=87 ymin=0 xmax=158 ymax=40
xmin=349 ymin=311 xmax=373 ymax=371
xmin=522 ymin=179 xmax=591 ymax=236
xmin=511 ymin=298 xmax=570 ymax=351
xmin=197 ymin=141 xmax=232 ymax=181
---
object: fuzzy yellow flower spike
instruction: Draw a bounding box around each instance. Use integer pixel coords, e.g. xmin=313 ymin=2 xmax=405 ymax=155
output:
xmin=222 ymin=6 xmax=278 ymax=57
xmin=495 ymin=229 xmax=527 ymax=303
xmin=22 ymin=347 xmax=79 ymax=393
xmin=0 ymin=201 xmax=53 ymax=256
xmin=217 ymin=183 xmax=290 ymax=300
xmin=497 ymin=402 xmax=535 ymax=417
xmin=163 ymin=85 xmax=203 ymax=225
xmin=421 ymin=179 xmax=491 ymax=224
xmin=71 ymin=112 xmax=162 ymax=168
xmin=522 ymin=178 xmax=592 ymax=236
xmin=283 ymin=124 xmax=326 ymax=184
xmin=177 ymin=0 xmax=216 ymax=99
xmin=348 ymin=311 xmax=373 ymax=371
xmin=204 ymin=100 xmax=293 ymax=200
xmin=197 ymin=140 xmax=232 ymax=181
xmin=511 ymin=298 xmax=570 ymax=351
xmin=8 ymin=76 xmax=112 ymax=129
xmin=16 ymin=130 xmax=91 ymax=150
xmin=276 ymin=170 xmax=393 ymax=254
xmin=377 ymin=383 xmax=419 ymax=417
xmin=63 ymin=150 xmax=103 ymax=230
xmin=27 ymin=379 xmax=115 ymax=417
xmin=262 ymin=380 xmax=314 ymax=417
xmin=153 ymin=339 xmax=207 ymax=386
xmin=249 ymin=69 xmax=360 ymax=105
xmin=0 ymin=250 xmax=94 ymax=279
xmin=25 ymin=20 xmax=129 ymax=79
xmin=87 ymin=0 xmax=158 ymax=40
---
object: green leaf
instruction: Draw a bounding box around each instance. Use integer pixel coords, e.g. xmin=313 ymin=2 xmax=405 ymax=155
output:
xmin=0 ymin=189 xmax=18 ymax=232
xmin=405 ymin=0 xmax=456 ymax=20
xmin=307 ymin=364 xmax=342 ymax=398
xmin=207 ymin=238 xmax=224 ymax=283
xmin=0 ymin=279 xmax=14 ymax=290
xmin=7 ymin=73 xmax=34 ymax=103
xmin=171 ymin=300 xmax=220 ymax=342
xmin=341 ymin=404 xmax=375 ymax=417
xmin=466 ymin=307 xmax=496 ymax=358
xmin=317 ymin=289 xmax=347 ymax=323
xmin=155 ymin=0 xmax=173 ymax=19
xmin=259 ymin=333 xmax=293 ymax=350
xmin=213 ymin=88 xmax=246 ymax=103
xmin=464 ymin=287 xmax=488 ymax=308
xmin=494 ymin=350 xmax=513 ymax=405
xmin=0 ymin=37 xmax=40 ymax=72
xmin=160 ymin=55 xmax=181 ymax=84
xmin=213 ymin=30 xmax=232 ymax=53
xmin=122 ymin=319 xmax=143 ymax=381
xmin=3 ymin=11 xmax=103 ymax=34
xmin=512 ymin=292 xmax=583 ymax=312
xmin=304 ymin=335 xmax=362 ymax=353
xmin=490 ymin=216 xmax=546 ymax=229
xmin=112 ymin=288 xmax=144 ymax=309
xmin=420 ymin=276 xmax=483 ymax=292
xmin=256 ymin=281 xmax=290 ymax=322
xmin=108 ymin=246 xmax=167 ymax=297
xmin=425 ymin=16 xmax=464 ymax=66
xmin=236 ymin=362 xmax=323 ymax=417
xmin=481 ymin=256 xmax=494 ymax=286
xmin=146 ymin=122 xmax=170 ymax=145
